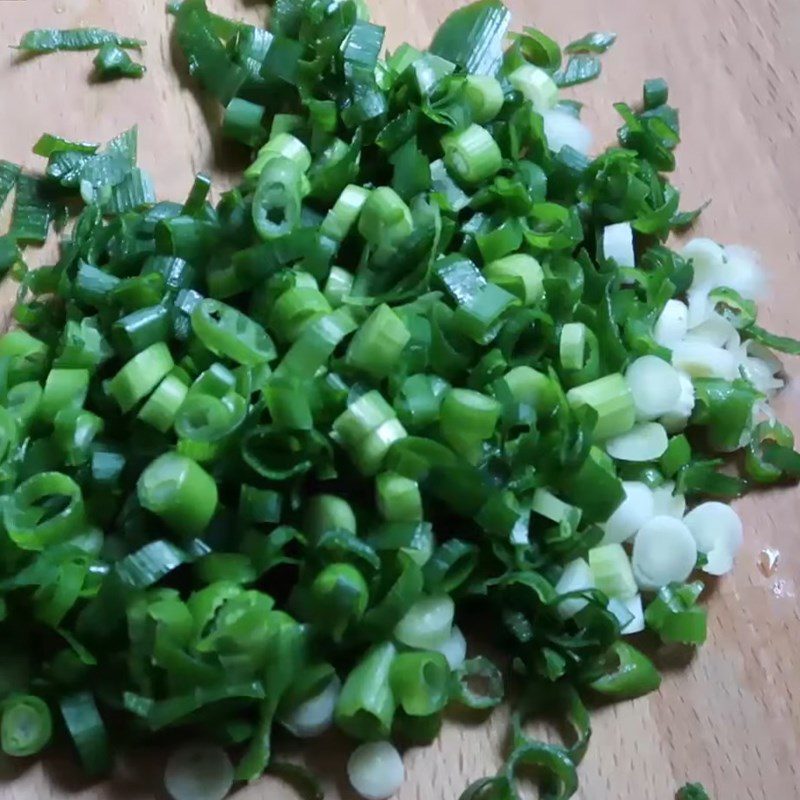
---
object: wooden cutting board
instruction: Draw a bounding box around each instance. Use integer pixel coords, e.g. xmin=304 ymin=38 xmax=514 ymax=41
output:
xmin=0 ymin=1 xmax=798 ymax=798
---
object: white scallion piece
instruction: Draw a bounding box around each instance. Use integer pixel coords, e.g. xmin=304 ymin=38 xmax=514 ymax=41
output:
xmin=660 ymin=371 xmax=696 ymax=433
xmin=605 ymin=422 xmax=668 ymax=462
xmin=348 ymin=741 xmax=405 ymax=800
xmin=683 ymin=238 xmax=725 ymax=290
xmin=654 ymin=299 xmax=689 ymax=347
xmin=542 ymin=108 xmax=593 ymax=155
xmin=741 ymin=356 xmax=784 ymax=395
xmin=394 ymin=594 xmax=454 ymax=650
xmin=631 ymin=516 xmax=697 ymax=591
xmin=602 ymin=222 xmax=635 ymax=268
xmin=688 ymin=312 xmax=737 ymax=347
xmin=600 ymin=481 xmax=654 ymax=544
xmin=608 ymin=593 xmax=645 ymax=634
xmin=737 ymin=341 xmax=784 ymax=395
xmin=651 ymin=481 xmax=686 ymax=519
xmin=589 ymin=543 xmax=638 ymax=599
xmin=164 ymin=744 xmax=234 ymax=800
xmin=686 ymin=286 xmax=712 ymax=329
xmin=281 ymin=676 xmax=342 ymax=738
xmin=433 ymin=625 xmax=467 ymax=669
xmin=625 ymin=355 xmax=683 ymax=420
xmin=721 ymin=245 xmax=766 ymax=299
xmin=671 ymin=338 xmax=739 ymax=380
xmin=554 ymin=558 xmax=595 ymax=619
xmin=683 ymin=501 xmax=744 ymax=576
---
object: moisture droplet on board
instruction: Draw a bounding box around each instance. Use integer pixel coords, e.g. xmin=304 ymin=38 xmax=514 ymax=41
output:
xmin=758 ymin=547 xmax=780 ymax=577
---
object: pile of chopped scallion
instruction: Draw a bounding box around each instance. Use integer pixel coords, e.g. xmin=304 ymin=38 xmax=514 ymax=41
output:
xmin=0 ymin=1 xmax=797 ymax=798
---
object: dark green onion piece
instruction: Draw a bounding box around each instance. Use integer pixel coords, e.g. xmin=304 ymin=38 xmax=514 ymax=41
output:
xmin=59 ymin=692 xmax=111 ymax=776
xmin=450 ymin=656 xmax=504 ymax=709
xmin=677 ymin=783 xmax=711 ymax=800
xmin=587 ymin=642 xmax=661 ymax=698
xmin=16 ymin=28 xmax=145 ymax=53
xmin=92 ymin=43 xmax=146 ymax=80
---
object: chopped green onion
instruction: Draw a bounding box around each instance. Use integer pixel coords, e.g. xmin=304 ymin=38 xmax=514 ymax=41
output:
xmin=345 ymin=304 xmax=411 ymax=379
xmin=508 ymin=63 xmax=558 ymax=111
xmin=358 ymin=187 xmax=414 ymax=251
xmin=376 ymin=472 xmax=423 ymax=522
xmin=588 ymin=544 xmax=638 ymax=600
xmin=106 ymin=342 xmax=174 ymax=413
xmin=92 ymin=43 xmax=146 ymax=80
xmin=567 ymin=374 xmax=635 ymax=440
xmin=335 ymin=642 xmax=397 ymax=740
xmin=442 ymin=124 xmax=502 ymax=184
xmin=645 ymin=581 xmax=707 ymax=645
xmin=304 ymin=494 xmax=357 ymax=539
xmin=17 ymin=28 xmax=145 ymax=53
xmin=394 ymin=594 xmax=454 ymax=650
xmin=1 ymin=695 xmax=52 ymax=757
xmin=137 ymin=452 xmax=218 ymax=536
xmin=464 ymin=75 xmax=505 ymax=123
xmin=588 ymin=642 xmax=661 ymax=698
xmin=245 ymin=134 xmax=312 ymax=182
xmin=321 ymin=184 xmax=370 ymax=241
xmin=483 ymin=253 xmax=544 ymax=306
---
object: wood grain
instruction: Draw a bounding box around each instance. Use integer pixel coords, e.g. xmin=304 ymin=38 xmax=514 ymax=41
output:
xmin=1 ymin=1 xmax=799 ymax=798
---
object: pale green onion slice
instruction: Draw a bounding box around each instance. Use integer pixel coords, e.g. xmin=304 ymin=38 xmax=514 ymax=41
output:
xmin=671 ymin=339 xmax=738 ymax=380
xmin=304 ymin=494 xmax=358 ymax=538
xmin=394 ymin=594 xmax=454 ymax=650
xmin=433 ymin=624 xmax=467 ymax=670
xmin=632 ymin=516 xmax=697 ymax=591
xmin=683 ymin=502 xmax=743 ymax=576
xmin=654 ymin=299 xmax=689 ymax=348
xmin=281 ymin=676 xmax=342 ymax=738
xmin=164 ymin=743 xmax=234 ymax=800
xmin=554 ymin=558 xmax=595 ymax=619
xmin=602 ymin=222 xmax=634 ymax=268
xmin=588 ymin=544 xmax=638 ymax=600
xmin=625 ymin=355 xmax=683 ymax=420
xmin=245 ymin=133 xmax=312 ymax=181
xmin=542 ymin=109 xmax=592 ymax=155
xmin=508 ymin=64 xmax=558 ymax=111
xmin=566 ymin=373 xmax=635 ymax=440
xmin=600 ymin=481 xmax=654 ymax=544
xmin=560 ymin=322 xmax=588 ymax=371
xmin=605 ymin=422 xmax=668 ymax=462
xmin=651 ymin=482 xmax=686 ymax=519
xmin=660 ymin=371 xmax=696 ymax=433
xmin=532 ymin=488 xmax=581 ymax=525
xmin=348 ymin=741 xmax=405 ymax=800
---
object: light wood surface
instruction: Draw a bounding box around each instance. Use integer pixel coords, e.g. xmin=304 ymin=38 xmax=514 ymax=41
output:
xmin=1 ymin=1 xmax=799 ymax=798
